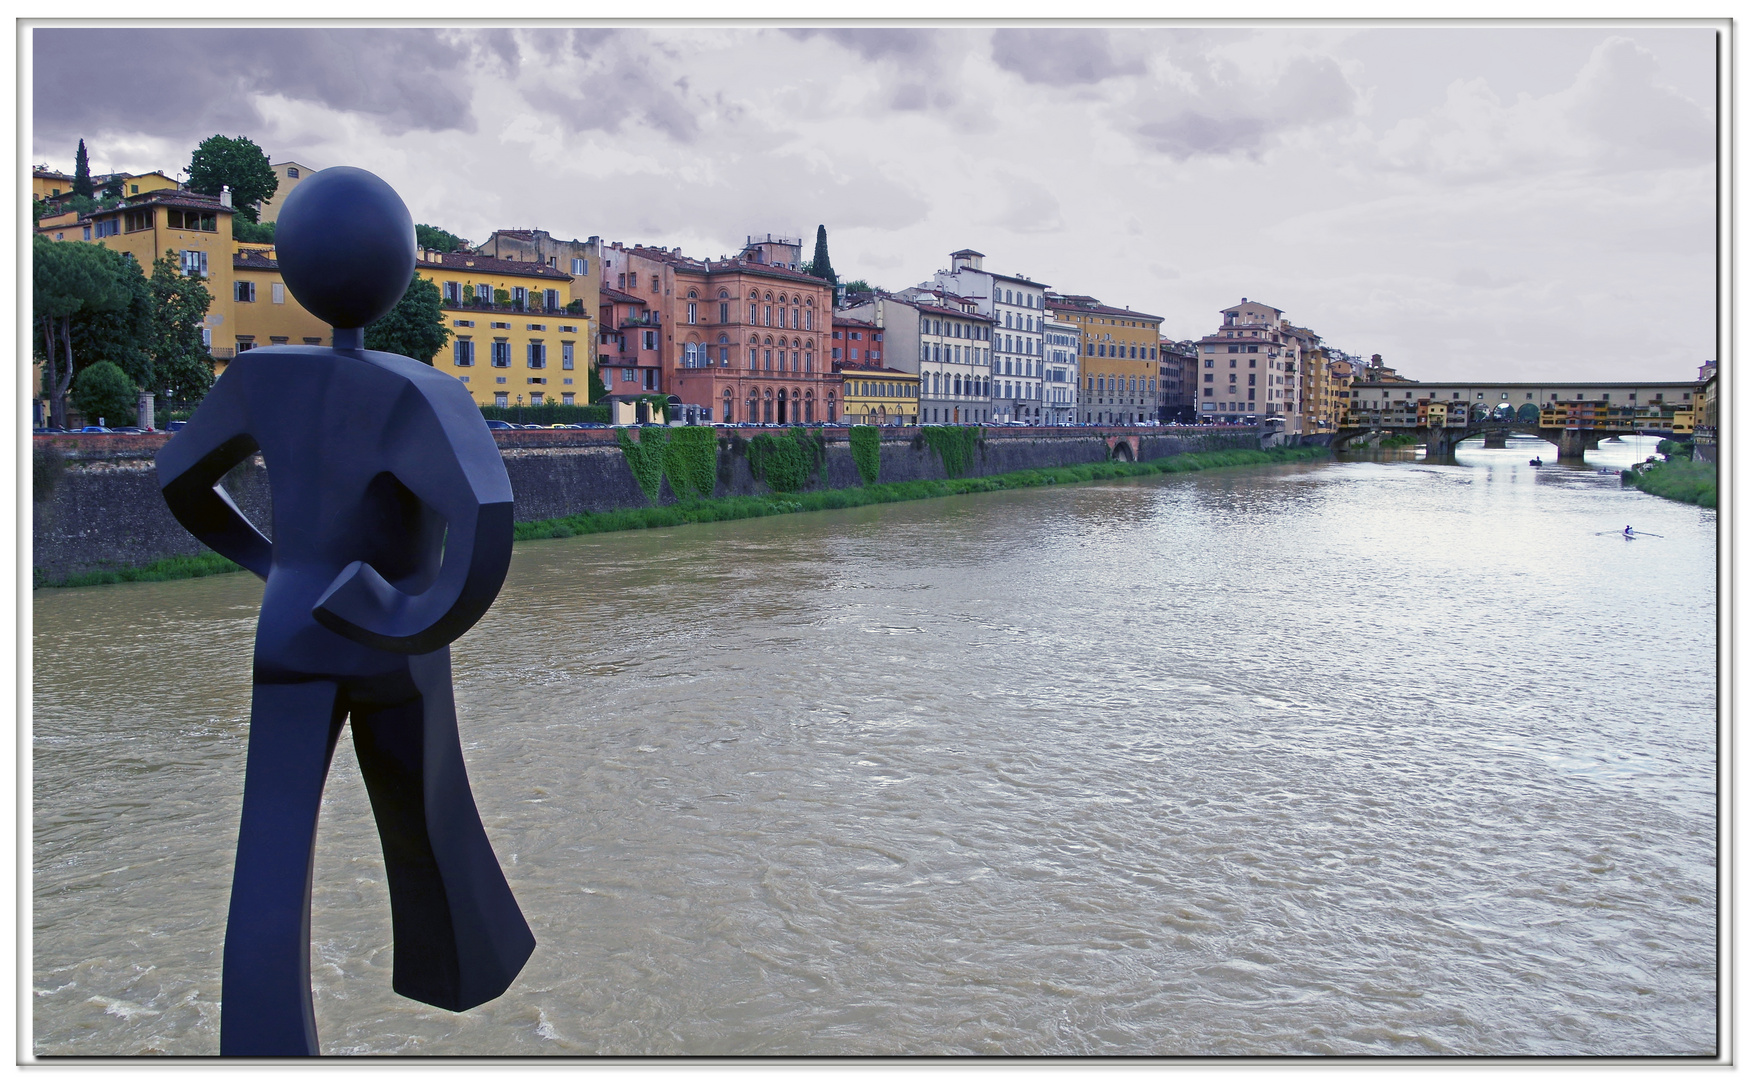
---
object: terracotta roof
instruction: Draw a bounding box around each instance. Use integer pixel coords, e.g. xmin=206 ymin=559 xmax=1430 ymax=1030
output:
xmin=416 ymin=252 xmax=569 ymax=279
xmin=987 ymin=270 xmax=1050 ymax=288
xmin=104 ymin=188 xmax=233 ymax=214
xmin=597 ymin=286 xmax=647 ymax=304
xmin=1044 ymin=294 xmax=1163 ymax=322
xmin=832 ymin=315 xmax=877 ymax=329
xmin=836 ymin=362 xmax=909 ymax=374
xmin=234 ymin=250 xmax=280 ymax=270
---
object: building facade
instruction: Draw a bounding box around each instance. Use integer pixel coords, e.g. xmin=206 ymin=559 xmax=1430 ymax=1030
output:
xmin=421 ymin=251 xmax=582 ymax=407
xmin=256 ymin=160 xmax=315 ymax=224
xmin=932 ymin=249 xmax=1049 ymax=424
xmin=1193 ymin=298 xmax=1304 ymax=427
xmin=836 ymin=358 xmax=921 ymax=426
xmin=1041 ymin=317 xmax=1080 ymax=425
xmin=599 ymin=241 xmax=839 ymax=424
xmin=860 ymin=287 xmax=995 ymax=425
xmin=1043 ymin=293 xmax=1163 ymax=425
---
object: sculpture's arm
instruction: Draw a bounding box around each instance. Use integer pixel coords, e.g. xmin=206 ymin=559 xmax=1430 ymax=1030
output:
xmin=312 ymin=390 xmax=513 ymax=655
xmin=155 ymin=375 xmax=273 ymax=580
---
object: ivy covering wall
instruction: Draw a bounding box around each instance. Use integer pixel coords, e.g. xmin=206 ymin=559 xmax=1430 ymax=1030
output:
xmin=616 ymin=425 xmax=670 ymax=503
xmin=747 ymin=428 xmax=828 ymax=493
xmin=922 ymin=425 xmax=983 ymax=478
xmin=666 ymin=426 xmax=719 ymax=500
xmin=849 ymin=425 xmax=881 ymax=486
xmin=615 ymin=424 xmax=722 ymax=504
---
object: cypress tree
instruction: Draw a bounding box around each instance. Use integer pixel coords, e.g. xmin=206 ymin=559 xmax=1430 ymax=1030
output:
xmin=72 ymin=139 xmax=93 ymax=198
xmin=810 ymin=224 xmax=836 ymax=287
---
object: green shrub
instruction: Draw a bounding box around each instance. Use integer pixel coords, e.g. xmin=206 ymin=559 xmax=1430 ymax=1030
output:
xmin=1623 ymin=458 xmax=1717 ymax=508
xmin=923 ymin=425 xmax=982 ymax=478
xmin=1656 ymin=438 xmax=1695 ymax=460
xmin=616 ymin=425 xmax=669 ymax=503
xmin=850 ymin=425 xmax=881 ymax=485
xmin=71 ymin=361 xmax=136 ymax=427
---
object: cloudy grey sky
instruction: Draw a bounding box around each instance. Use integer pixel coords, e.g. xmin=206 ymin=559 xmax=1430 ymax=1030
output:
xmin=30 ymin=23 xmax=1719 ymax=382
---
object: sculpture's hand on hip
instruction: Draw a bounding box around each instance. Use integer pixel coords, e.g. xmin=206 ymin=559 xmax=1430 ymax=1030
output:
xmin=312 ymin=560 xmax=405 ymax=647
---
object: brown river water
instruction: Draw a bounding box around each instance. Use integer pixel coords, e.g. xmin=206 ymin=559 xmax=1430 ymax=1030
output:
xmin=32 ymin=437 xmax=1717 ymax=1056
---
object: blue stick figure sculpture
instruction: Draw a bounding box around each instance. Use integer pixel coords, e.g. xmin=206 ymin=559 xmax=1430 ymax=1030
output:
xmin=156 ymin=167 xmax=534 ymax=1057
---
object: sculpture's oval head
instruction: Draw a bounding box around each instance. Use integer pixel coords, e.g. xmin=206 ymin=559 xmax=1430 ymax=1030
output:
xmin=274 ymin=167 xmax=415 ymax=330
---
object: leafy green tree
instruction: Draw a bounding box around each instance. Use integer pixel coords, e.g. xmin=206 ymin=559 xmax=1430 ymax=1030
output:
xmin=71 ymin=360 xmax=137 ymax=427
xmin=34 ymin=237 xmax=131 ymax=428
xmin=32 ymin=199 xmax=49 ymax=224
xmin=364 ymin=276 xmax=452 ymax=364
xmin=416 ymin=224 xmax=469 ymax=253
xmin=839 ymin=278 xmax=875 ymax=296
xmin=587 ymin=364 xmax=609 ymax=403
xmin=66 ymin=251 xmax=154 ymax=392
xmin=809 ymin=224 xmax=836 ymax=287
xmin=232 ymin=218 xmax=276 ymax=244
xmin=149 ymin=251 xmax=215 ymax=406
xmin=101 ymin=175 xmax=123 ymax=199
xmin=186 ymin=135 xmax=278 ymax=223
xmin=73 ymin=139 xmax=94 ymax=198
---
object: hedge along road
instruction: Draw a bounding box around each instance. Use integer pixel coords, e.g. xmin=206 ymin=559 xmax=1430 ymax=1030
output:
xmin=41 ymin=446 xmax=1327 ymax=588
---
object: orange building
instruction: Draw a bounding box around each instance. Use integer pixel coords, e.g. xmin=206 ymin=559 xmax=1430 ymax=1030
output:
xmin=599 ymin=240 xmax=839 ymax=424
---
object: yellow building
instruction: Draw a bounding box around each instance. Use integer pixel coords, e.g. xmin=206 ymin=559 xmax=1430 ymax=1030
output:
xmin=836 ymin=363 xmax=919 ymax=425
xmin=35 ymin=167 xmax=180 ymax=202
xmin=37 ymin=186 xmax=239 ymax=360
xmin=33 ymin=167 xmax=74 ymax=200
xmin=256 ymin=161 xmax=315 ymax=224
xmin=1043 ymin=293 xmax=1164 ymax=425
xmin=231 ymin=245 xmax=328 ymax=356
xmin=420 ymin=251 xmax=588 ymax=407
xmin=478 ymin=229 xmax=602 ymax=372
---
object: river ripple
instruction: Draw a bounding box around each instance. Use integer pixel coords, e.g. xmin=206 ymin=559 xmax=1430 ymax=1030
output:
xmin=32 ymin=437 xmax=1716 ymax=1056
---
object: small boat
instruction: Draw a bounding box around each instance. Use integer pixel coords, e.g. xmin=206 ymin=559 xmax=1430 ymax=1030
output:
xmin=1528 ymin=457 xmax=1543 ymax=466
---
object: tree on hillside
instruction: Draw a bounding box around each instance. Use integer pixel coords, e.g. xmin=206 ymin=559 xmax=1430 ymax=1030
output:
xmin=34 ymin=237 xmax=131 ymax=428
xmin=187 ymin=135 xmax=278 ymax=223
xmin=838 ymin=279 xmax=876 ymax=296
xmin=73 ymin=139 xmax=94 ymax=198
xmin=364 ymin=276 xmax=452 ymax=364
xmin=809 ymin=224 xmax=836 ymax=288
xmin=149 ymin=251 xmax=215 ymax=406
xmin=416 ymin=224 xmax=469 ymax=253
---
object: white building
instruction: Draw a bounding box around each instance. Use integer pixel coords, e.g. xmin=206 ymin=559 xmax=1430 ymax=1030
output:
xmin=1041 ymin=316 xmax=1081 ymax=425
xmin=933 ymin=249 xmax=1050 ymax=424
xmin=843 ymin=289 xmax=995 ymax=425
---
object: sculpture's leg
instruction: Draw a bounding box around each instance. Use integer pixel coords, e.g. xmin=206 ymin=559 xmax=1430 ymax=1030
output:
xmin=348 ymin=648 xmax=535 ymax=1013
xmin=220 ymin=679 xmax=346 ymax=1057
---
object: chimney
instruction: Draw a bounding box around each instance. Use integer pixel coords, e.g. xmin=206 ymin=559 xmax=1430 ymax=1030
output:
xmin=219 ymin=186 xmax=233 ymax=208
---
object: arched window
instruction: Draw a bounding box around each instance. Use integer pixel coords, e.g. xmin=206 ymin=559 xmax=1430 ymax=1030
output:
xmin=723 ymin=388 xmax=733 ymax=423
xmin=805 ymin=350 xmax=813 ymax=373
xmin=718 ymin=289 xmax=729 ymax=299
xmin=718 ymin=333 xmax=730 ymax=366
xmin=688 ymin=290 xmax=697 ymax=299
xmin=748 ymin=335 xmax=760 ymax=368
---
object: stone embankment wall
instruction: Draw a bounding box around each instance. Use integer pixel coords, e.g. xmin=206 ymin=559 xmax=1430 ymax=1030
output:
xmin=33 ymin=425 xmax=1259 ymax=582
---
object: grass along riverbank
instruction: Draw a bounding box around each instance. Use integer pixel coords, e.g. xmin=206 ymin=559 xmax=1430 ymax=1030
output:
xmin=1622 ymin=456 xmax=1718 ymax=509
xmin=36 ymin=445 xmax=1328 ymax=587
xmin=516 ymin=445 xmax=1328 ymax=540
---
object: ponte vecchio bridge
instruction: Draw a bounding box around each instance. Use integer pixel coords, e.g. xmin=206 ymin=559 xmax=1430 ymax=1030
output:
xmin=1337 ymin=380 xmax=1703 ymax=460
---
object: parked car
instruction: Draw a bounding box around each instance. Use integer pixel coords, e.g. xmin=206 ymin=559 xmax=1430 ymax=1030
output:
xmin=78 ymin=426 xmax=113 ymax=434
xmin=483 ymin=419 xmax=514 ymax=430
xmin=167 ymin=420 xmax=189 ymax=432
